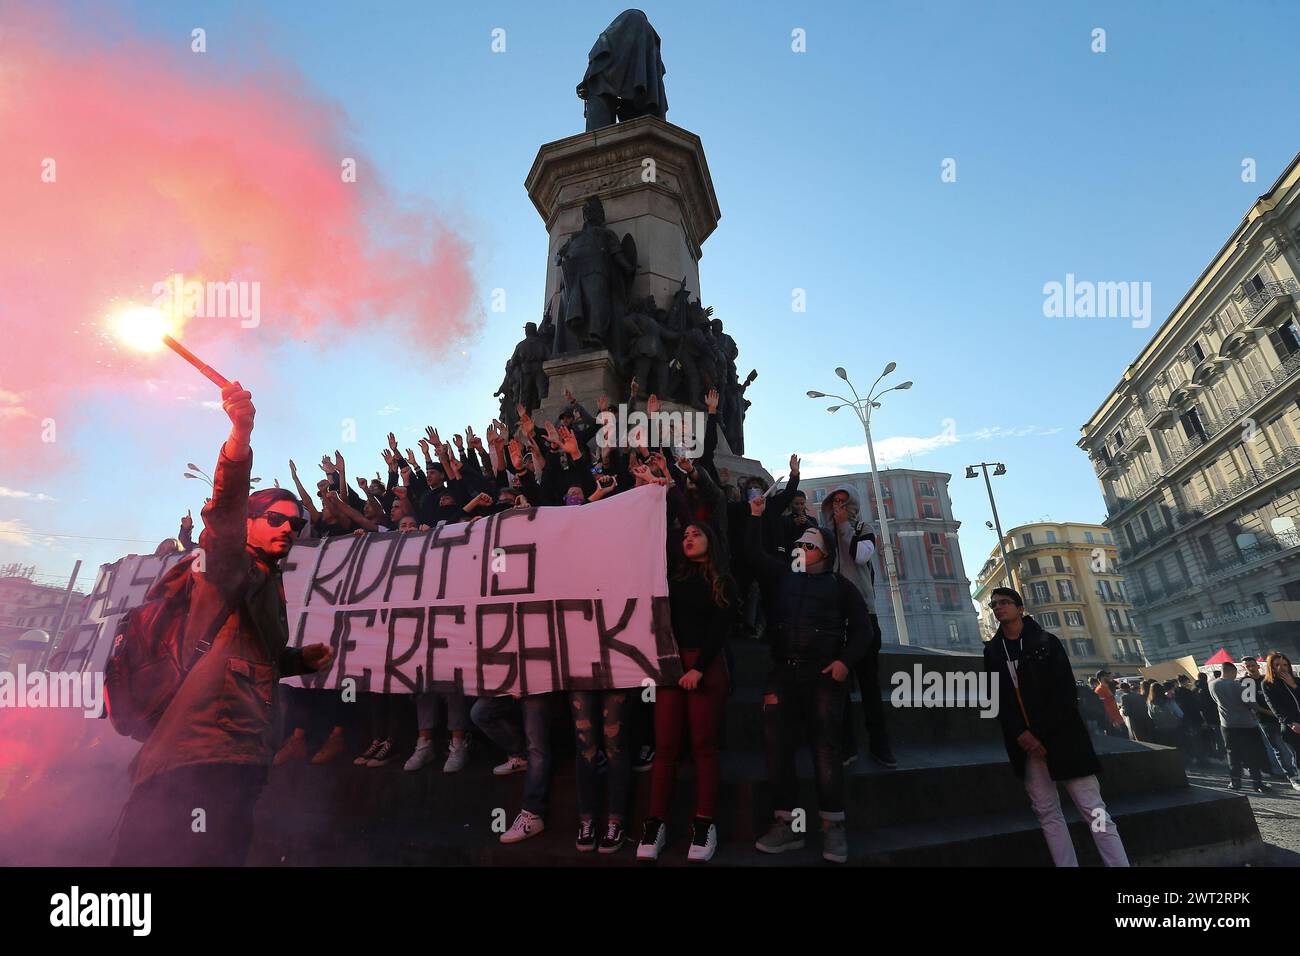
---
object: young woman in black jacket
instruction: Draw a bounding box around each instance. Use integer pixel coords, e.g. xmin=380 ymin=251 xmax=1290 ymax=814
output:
xmin=636 ymin=520 xmax=737 ymax=863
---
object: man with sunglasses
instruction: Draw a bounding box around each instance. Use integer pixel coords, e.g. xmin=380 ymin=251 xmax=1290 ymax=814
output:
xmin=746 ymin=496 xmax=870 ymax=863
xmin=983 ymin=587 xmax=1129 ymax=866
xmin=113 ymin=381 xmax=334 ymax=866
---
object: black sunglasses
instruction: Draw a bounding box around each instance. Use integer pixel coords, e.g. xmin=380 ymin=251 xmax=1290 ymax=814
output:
xmin=257 ymin=512 xmax=307 ymax=532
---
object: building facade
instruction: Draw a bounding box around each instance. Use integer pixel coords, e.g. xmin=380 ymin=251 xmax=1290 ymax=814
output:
xmin=972 ymin=522 xmax=1146 ymax=678
xmin=0 ymin=564 xmax=87 ymax=666
xmin=1079 ymin=154 xmax=1300 ymax=667
xmin=796 ymin=469 xmax=982 ymax=650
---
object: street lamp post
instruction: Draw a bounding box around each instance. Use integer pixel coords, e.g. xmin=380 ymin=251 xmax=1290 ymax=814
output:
xmin=965 ymin=461 xmax=1016 ymax=594
xmin=808 ymin=364 xmax=912 ymax=645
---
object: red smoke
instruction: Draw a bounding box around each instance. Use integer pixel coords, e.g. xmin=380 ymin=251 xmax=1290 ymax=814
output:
xmin=0 ymin=7 xmax=479 ymax=467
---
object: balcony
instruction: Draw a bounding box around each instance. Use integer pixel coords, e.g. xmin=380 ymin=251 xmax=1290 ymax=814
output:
xmin=1144 ymin=397 xmax=1174 ymax=427
xmin=1178 ymin=444 xmax=1300 ymax=527
xmin=1202 ymin=528 xmax=1300 ymax=583
xmin=1243 ymin=277 xmax=1300 ymax=327
xmin=1094 ymin=457 xmax=1118 ymax=479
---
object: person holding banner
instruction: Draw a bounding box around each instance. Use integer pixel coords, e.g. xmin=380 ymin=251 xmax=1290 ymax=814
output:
xmin=112 ymin=382 xmax=334 ymax=866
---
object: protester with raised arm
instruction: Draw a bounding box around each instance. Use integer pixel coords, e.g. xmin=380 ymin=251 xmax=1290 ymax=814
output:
xmin=112 ymin=381 xmax=333 ymax=866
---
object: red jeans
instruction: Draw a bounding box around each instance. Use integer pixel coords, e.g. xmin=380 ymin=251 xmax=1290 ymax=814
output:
xmin=650 ymin=649 xmax=728 ymax=820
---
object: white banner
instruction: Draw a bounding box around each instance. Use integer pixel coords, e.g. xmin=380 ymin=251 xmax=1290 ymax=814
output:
xmin=50 ymin=484 xmax=681 ymax=695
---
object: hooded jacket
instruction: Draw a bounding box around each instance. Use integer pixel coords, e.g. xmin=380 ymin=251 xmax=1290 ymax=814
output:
xmin=818 ymin=484 xmax=877 ymax=614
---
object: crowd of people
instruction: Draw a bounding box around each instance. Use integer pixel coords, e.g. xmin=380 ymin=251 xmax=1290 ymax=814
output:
xmin=1081 ymin=657 xmax=1300 ymax=793
xmin=143 ymin=379 xmax=894 ymax=865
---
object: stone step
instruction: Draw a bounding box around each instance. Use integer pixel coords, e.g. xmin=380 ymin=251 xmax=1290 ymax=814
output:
xmin=254 ymin=735 xmax=1191 ymax=838
xmin=248 ymin=782 xmax=1261 ymax=867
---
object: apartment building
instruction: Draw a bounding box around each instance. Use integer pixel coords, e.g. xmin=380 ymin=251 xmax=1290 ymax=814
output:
xmin=972 ymin=522 xmax=1145 ymax=678
xmin=796 ymin=469 xmax=982 ymax=650
xmin=1079 ymin=154 xmax=1300 ymax=666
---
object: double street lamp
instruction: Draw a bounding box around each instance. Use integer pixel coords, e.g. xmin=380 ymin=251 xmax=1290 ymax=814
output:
xmin=808 ymin=363 xmax=912 ymax=645
xmin=965 ymin=461 xmax=1016 ymax=594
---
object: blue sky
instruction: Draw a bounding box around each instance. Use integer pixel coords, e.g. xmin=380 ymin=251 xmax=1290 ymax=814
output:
xmin=4 ymin=0 xmax=1299 ymax=595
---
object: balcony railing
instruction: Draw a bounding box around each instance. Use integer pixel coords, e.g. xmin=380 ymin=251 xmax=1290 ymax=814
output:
xmin=1202 ymin=529 xmax=1300 ymax=583
xmin=1143 ymin=397 xmax=1172 ymax=427
xmin=1102 ymin=349 xmax=1300 ymax=520
xmin=1243 ymin=277 xmax=1300 ymax=322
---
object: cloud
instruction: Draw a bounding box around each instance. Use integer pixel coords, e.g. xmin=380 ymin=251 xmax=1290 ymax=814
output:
xmin=0 ymin=487 xmax=56 ymax=501
xmin=0 ymin=519 xmax=36 ymax=547
xmin=376 ymin=404 xmax=401 ymax=417
xmin=798 ymin=425 xmax=1062 ymax=478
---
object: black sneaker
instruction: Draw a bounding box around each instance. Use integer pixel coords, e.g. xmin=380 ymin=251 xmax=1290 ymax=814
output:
xmin=637 ymin=818 xmax=665 ymax=861
xmin=594 ymin=749 xmax=608 ymax=774
xmin=869 ymin=742 xmax=898 ymax=769
xmin=1256 ymin=782 xmax=1272 ymax=793
xmin=1230 ymin=780 xmax=1243 ymax=791
xmin=634 ymin=745 xmax=655 ymax=772
xmin=598 ymin=819 xmax=625 ymax=854
xmin=688 ymin=816 xmax=717 ymax=862
xmin=575 ymin=818 xmax=597 ymax=853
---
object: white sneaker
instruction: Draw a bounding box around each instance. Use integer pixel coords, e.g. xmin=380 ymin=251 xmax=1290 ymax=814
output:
xmin=493 ymin=755 xmax=528 ymax=776
xmin=1290 ymin=777 xmax=1300 ymax=793
xmin=443 ymin=737 xmax=470 ymax=773
xmin=404 ymin=739 xmax=436 ymax=771
xmin=637 ymin=818 xmax=666 ymax=861
xmin=500 ymin=810 xmax=545 ymax=844
xmin=687 ymin=818 xmax=717 ymax=863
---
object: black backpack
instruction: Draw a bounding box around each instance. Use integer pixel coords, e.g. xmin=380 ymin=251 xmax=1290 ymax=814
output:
xmin=103 ymin=555 xmax=235 ymax=742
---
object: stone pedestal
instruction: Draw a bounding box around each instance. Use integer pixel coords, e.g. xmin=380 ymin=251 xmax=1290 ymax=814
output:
xmin=525 ymin=116 xmax=720 ymax=317
xmin=524 ymin=116 xmax=768 ymax=487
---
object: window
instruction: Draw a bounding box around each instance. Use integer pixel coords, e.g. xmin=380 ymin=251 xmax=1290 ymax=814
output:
xmin=1270 ymin=318 xmax=1300 ymax=358
xmin=1253 ymin=591 xmax=1269 ymax=609
xmin=928 ymin=532 xmax=942 ymax=546
xmin=1220 ymin=600 xmax=1238 ymax=616
xmin=948 ymin=621 xmax=960 ymax=645
xmin=1190 ymin=340 xmax=1206 ymax=363
xmin=1028 ymin=557 xmax=1041 ymax=576
xmin=1113 ymin=427 xmax=1126 ymax=449
xmin=1099 ymin=579 xmax=1113 ymax=601
xmin=1180 ymin=406 xmax=1207 ymax=442
xmin=1052 ymin=555 xmax=1065 ymax=573
xmin=1032 ymin=582 xmax=1051 ymax=604
xmin=1046 ymin=530 xmax=1058 ymax=543
xmin=1038 ymin=611 xmax=1061 ymax=628
xmin=1057 ymin=580 xmax=1076 ymax=602
xmin=1021 ymin=533 xmax=1034 ymax=547
xmin=1085 ymin=531 xmax=1095 ymax=544
xmin=1103 ymin=534 xmax=1113 ymax=545
xmin=918 ymin=480 xmax=936 ymax=498
xmin=922 ymin=503 xmax=938 ymax=518
xmin=812 ymin=488 xmax=826 ymax=503
xmin=1072 ymin=638 xmax=1096 ymax=657
xmin=1065 ymin=610 xmax=1084 ymax=628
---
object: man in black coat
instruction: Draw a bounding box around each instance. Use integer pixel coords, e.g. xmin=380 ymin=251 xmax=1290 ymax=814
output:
xmin=983 ymin=587 xmax=1129 ymax=867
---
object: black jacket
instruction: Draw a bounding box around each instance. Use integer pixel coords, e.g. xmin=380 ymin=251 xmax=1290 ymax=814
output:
xmin=745 ymin=516 xmax=868 ymax=669
xmin=1262 ymin=678 xmax=1300 ymax=730
xmin=983 ymin=616 xmax=1102 ymax=781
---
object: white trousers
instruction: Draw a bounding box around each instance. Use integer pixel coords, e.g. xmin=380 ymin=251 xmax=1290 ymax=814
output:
xmin=1023 ymin=754 xmax=1130 ymax=867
